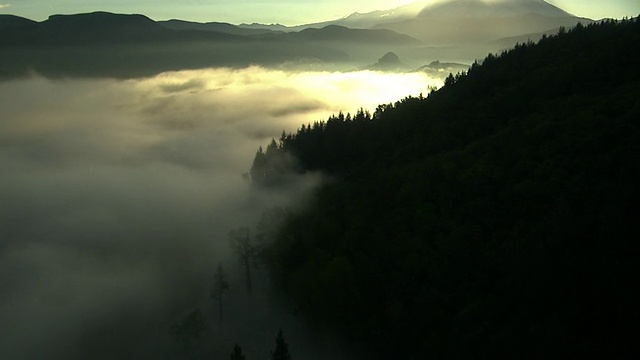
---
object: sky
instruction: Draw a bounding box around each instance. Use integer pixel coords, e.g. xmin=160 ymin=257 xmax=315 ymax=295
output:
xmin=0 ymin=0 xmax=638 ymax=24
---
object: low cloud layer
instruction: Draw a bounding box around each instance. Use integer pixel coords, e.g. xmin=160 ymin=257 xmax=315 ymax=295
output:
xmin=0 ymin=67 xmax=433 ymax=359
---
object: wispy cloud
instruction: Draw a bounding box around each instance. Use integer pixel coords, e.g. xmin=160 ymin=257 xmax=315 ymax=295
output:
xmin=0 ymin=4 xmax=11 ymax=10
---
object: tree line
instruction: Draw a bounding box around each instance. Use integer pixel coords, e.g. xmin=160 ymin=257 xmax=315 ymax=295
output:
xmin=249 ymin=18 xmax=640 ymax=359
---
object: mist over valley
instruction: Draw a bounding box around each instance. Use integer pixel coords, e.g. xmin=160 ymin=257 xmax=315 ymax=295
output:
xmin=0 ymin=67 xmax=432 ymax=359
xmin=0 ymin=1 xmax=638 ymax=359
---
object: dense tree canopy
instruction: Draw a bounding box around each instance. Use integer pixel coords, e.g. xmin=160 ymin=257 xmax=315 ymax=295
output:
xmin=253 ymin=18 xmax=640 ymax=359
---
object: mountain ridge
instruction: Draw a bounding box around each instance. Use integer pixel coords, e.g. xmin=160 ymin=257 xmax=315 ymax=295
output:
xmin=0 ymin=11 xmax=249 ymax=46
xmin=377 ymin=12 xmax=591 ymax=44
xmin=417 ymin=0 xmax=572 ymax=18
xmin=0 ymin=14 xmax=37 ymax=30
xmin=0 ymin=11 xmax=420 ymax=46
xmin=0 ymin=4 xmax=594 ymax=79
xmin=255 ymin=18 xmax=640 ymax=359
xmin=238 ymin=0 xmax=589 ymax=42
xmin=289 ymin=25 xmax=421 ymax=44
xmin=159 ymin=19 xmax=282 ymax=36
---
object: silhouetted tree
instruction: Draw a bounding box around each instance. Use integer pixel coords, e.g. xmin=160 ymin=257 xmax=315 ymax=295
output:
xmin=229 ymin=227 xmax=258 ymax=293
xmin=250 ymin=146 xmax=267 ymax=183
xmin=230 ymin=344 xmax=246 ymax=360
xmin=170 ymin=308 xmax=207 ymax=355
xmin=249 ymin=136 xmax=300 ymax=186
xmin=271 ymin=329 xmax=292 ymax=360
xmin=211 ymin=263 xmax=229 ymax=323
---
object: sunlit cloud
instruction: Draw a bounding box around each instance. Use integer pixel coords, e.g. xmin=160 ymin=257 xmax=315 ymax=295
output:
xmin=0 ymin=4 xmax=10 ymax=10
xmin=131 ymin=66 xmax=437 ymax=139
xmin=0 ymin=66 xmax=435 ymax=359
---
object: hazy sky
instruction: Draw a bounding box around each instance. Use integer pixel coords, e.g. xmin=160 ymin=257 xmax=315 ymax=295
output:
xmin=1 ymin=0 xmax=638 ymax=24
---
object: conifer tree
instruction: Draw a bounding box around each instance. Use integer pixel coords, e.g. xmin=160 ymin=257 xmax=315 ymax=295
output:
xmin=250 ymin=146 xmax=267 ymax=183
xmin=229 ymin=227 xmax=258 ymax=293
xmin=211 ymin=262 xmax=229 ymax=323
xmin=271 ymin=329 xmax=292 ymax=360
xmin=230 ymin=344 xmax=245 ymax=360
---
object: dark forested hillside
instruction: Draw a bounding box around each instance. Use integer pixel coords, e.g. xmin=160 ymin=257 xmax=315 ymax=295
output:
xmin=253 ymin=19 xmax=640 ymax=359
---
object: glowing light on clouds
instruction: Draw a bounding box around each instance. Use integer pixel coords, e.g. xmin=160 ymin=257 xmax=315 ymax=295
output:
xmin=132 ymin=66 xmax=437 ymax=137
xmin=0 ymin=67 xmax=434 ymax=359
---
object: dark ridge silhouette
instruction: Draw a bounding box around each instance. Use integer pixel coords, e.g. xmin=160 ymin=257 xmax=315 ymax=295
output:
xmin=0 ymin=11 xmax=432 ymax=80
xmin=377 ymin=51 xmax=400 ymax=63
xmin=414 ymin=60 xmax=469 ymax=76
xmin=0 ymin=14 xmax=37 ymax=30
xmin=158 ymin=19 xmax=281 ymax=36
xmin=361 ymin=51 xmax=405 ymax=72
xmin=488 ymin=25 xmax=566 ymax=49
xmin=0 ymin=11 xmax=244 ymax=46
xmin=0 ymin=0 xmax=596 ymax=80
xmin=0 ymin=12 xmax=354 ymax=80
xmin=290 ymin=25 xmax=421 ymax=44
xmin=256 ymin=19 xmax=640 ymax=359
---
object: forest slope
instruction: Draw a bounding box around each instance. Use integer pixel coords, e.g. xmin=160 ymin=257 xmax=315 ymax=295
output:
xmin=254 ymin=19 xmax=640 ymax=359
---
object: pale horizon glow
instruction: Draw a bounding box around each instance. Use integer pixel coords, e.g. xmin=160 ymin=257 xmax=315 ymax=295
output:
xmin=1 ymin=0 xmax=637 ymax=25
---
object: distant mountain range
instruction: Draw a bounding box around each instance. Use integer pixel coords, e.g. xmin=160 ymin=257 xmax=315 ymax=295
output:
xmin=0 ymin=12 xmax=246 ymax=46
xmin=0 ymin=12 xmax=420 ymax=47
xmin=0 ymin=0 xmax=592 ymax=80
xmin=243 ymin=0 xmax=590 ymax=44
xmin=159 ymin=19 xmax=280 ymax=36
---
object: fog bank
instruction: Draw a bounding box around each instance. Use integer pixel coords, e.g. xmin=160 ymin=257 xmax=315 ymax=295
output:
xmin=0 ymin=67 xmax=434 ymax=359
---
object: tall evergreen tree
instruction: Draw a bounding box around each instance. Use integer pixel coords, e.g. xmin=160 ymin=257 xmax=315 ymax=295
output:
xmin=250 ymin=146 xmax=267 ymax=183
xmin=210 ymin=262 xmax=230 ymax=323
xmin=271 ymin=329 xmax=292 ymax=360
xmin=228 ymin=227 xmax=258 ymax=293
xmin=230 ymin=344 xmax=245 ymax=360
